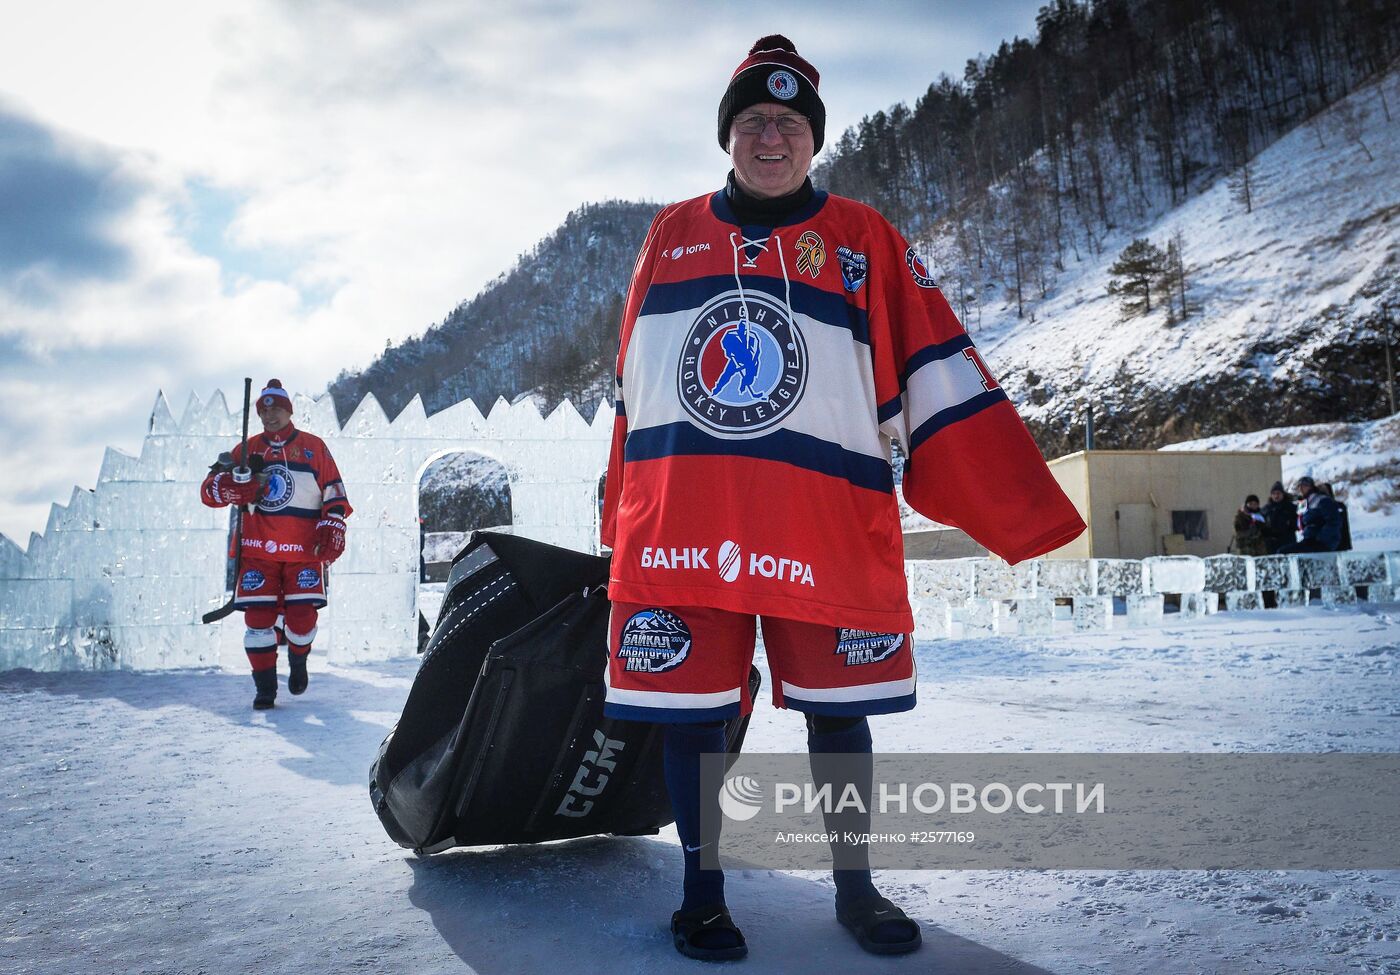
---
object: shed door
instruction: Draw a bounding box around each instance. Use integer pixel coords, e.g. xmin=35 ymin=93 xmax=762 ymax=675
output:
xmin=1115 ymin=504 xmax=1156 ymax=558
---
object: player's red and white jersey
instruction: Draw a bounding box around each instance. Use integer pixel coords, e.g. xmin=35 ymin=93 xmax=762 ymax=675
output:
xmin=600 ymin=189 xmax=1085 ymax=633
xmin=201 ymin=426 xmax=351 ymax=563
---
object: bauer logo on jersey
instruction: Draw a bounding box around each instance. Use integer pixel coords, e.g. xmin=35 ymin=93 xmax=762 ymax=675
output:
xmin=297 ymin=568 xmax=321 ymax=590
xmin=905 ymin=247 xmax=938 ymax=289
xmin=835 ymin=628 xmax=904 ymax=666
xmin=837 ymin=246 xmax=868 ymax=293
xmin=617 ymin=609 xmax=692 ymax=673
xmin=240 ymin=569 xmax=266 ymax=592
xmin=257 ymin=463 xmax=295 ymax=512
xmin=767 ymin=69 xmax=798 ymax=100
xmin=677 ymin=290 xmax=807 ymax=434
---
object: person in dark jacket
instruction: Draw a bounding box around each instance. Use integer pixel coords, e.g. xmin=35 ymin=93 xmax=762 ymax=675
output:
xmin=1230 ymin=494 xmax=1269 ymax=556
xmin=1278 ymin=476 xmax=1343 ymax=553
xmin=1318 ymin=482 xmax=1353 ymax=551
xmin=1261 ymin=481 xmax=1296 ymax=553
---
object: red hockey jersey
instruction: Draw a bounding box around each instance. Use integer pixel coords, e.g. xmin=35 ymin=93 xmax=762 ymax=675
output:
xmin=600 ymin=189 xmax=1084 ymax=633
xmin=200 ymin=425 xmax=351 ymax=564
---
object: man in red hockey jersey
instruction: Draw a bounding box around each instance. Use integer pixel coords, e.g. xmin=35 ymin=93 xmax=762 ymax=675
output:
xmin=201 ymin=380 xmax=351 ymax=709
xmin=600 ymin=36 xmax=1085 ymax=961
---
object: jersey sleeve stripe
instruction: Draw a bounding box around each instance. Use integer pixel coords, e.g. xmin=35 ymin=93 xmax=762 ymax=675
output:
xmin=898 ymin=333 xmax=976 ymax=388
xmin=624 ymin=421 xmax=893 ymax=493
xmin=901 ymin=340 xmax=1008 ymax=438
xmin=908 ymin=388 xmax=1008 ymax=453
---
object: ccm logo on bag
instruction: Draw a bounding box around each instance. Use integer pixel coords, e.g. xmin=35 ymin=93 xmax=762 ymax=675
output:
xmin=555 ymin=730 xmax=626 ymax=818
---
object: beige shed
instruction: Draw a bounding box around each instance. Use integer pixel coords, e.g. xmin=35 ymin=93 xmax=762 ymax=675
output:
xmin=1043 ymin=449 xmax=1285 ymax=559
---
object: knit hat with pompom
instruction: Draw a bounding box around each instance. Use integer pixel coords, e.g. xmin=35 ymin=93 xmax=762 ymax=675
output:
xmin=258 ymin=379 xmax=293 ymax=413
xmin=717 ymin=34 xmax=825 ymax=152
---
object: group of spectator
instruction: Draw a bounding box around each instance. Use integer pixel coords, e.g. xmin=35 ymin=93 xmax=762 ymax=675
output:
xmin=1232 ymin=477 xmax=1352 ymax=555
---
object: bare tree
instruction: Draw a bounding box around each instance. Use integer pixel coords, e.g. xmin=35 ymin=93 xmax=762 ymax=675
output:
xmin=1332 ymin=99 xmax=1375 ymax=161
xmin=1164 ymin=229 xmax=1190 ymax=323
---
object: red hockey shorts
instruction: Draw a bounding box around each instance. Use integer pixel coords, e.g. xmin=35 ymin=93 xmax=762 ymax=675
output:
xmin=233 ymin=558 xmax=328 ymax=611
xmin=602 ymin=601 xmax=916 ymax=723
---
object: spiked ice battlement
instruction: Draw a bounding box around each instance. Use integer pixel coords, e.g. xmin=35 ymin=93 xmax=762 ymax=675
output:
xmin=0 ymin=389 xmax=613 ymax=671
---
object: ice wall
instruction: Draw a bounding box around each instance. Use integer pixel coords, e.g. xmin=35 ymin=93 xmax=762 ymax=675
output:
xmin=0 ymin=390 xmax=612 ymax=671
xmin=909 ymin=550 xmax=1398 ymax=641
xmin=0 ymin=388 xmax=1394 ymax=672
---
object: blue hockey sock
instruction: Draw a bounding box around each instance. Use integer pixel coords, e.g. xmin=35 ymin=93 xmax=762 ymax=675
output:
xmin=663 ymin=721 xmax=728 ymax=912
xmin=807 ymin=714 xmax=878 ymax=907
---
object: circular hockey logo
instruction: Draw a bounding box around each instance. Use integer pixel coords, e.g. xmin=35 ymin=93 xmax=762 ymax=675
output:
xmin=677 ymin=291 xmax=807 ymax=434
xmin=258 ymin=463 xmax=295 ymax=512
xmin=617 ymin=608 xmax=692 ymax=673
xmin=767 ymin=69 xmax=798 ymax=100
xmin=905 ymin=246 xmax=938 ymax=289
xmin=297 ymin=568 xmax=320 ymax=589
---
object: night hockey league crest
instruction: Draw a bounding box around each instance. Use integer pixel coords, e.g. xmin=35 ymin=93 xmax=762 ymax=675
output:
xmin=256 ymin=463 xmax=295 ymax=512
xmin=837 ymin=246 xmax=867 ymax=293
xmin=767 ymin=69 xmax=798 ymax=100
xmin=677 ymin=290 xmax=808 ymax=434
xmin=617 ymin=608 xmax=693 ymax=673
xmin=835 ymin=627 xmax=904 ymax=666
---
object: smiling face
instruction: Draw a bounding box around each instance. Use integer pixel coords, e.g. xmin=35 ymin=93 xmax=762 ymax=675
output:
xmin=257 ymin=400 xmax=292 ymax=434
xmin=728 ymin=101 xmax=814 ymax=199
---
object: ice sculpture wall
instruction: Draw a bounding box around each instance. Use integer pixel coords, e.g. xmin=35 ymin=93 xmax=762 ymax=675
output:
xmin=907 ymin=551 xmax=1399 ymax=640
xmin=0 ymin=388 xmax=1395 ymax=673
xmin=0 ymin=390 xmax=612 ymax=672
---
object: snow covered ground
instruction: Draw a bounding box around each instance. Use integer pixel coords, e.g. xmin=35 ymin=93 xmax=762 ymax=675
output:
xmin=3 ymin=602 xmax=1397 ymax=974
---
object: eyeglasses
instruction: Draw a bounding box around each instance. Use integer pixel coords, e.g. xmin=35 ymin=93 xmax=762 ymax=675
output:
xmin=733 ymin=113 xmax=809 ymax=135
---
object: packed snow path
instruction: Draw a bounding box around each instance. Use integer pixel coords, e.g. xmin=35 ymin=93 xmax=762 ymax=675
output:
xmin=2 ymin=605 xmax=1397 ymax=974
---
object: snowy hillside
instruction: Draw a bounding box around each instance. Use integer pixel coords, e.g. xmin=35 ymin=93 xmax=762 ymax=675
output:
xmin=418 ymin=451 xmax=512 ymax=534
xmin=1165 ymin=411 xmax=1400 ymax=550
xmin=963 ymin=72 xmax=1397 ymax=452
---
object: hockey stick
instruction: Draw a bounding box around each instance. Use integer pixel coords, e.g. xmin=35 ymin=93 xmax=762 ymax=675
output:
xmin=202 ymin=377 xmax=253 ymax=624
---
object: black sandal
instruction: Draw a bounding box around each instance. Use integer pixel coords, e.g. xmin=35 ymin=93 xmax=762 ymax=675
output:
xmin=836 ymin=894 xmax=922 ymax=956
xmin=671 ymin=903 xmax=748 ymax=961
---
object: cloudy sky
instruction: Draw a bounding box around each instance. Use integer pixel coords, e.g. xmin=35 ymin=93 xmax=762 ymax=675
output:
xmin=0 ymin=0 xmax=1044 ymax=545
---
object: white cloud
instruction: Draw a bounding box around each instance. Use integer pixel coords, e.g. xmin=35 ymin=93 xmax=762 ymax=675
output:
xmin=0 ymin=0 xmax=1044 ymax=544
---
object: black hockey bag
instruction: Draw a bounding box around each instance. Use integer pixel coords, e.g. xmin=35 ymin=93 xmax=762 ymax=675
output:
xmin=369 ymin=530 xmax=760 ymax=854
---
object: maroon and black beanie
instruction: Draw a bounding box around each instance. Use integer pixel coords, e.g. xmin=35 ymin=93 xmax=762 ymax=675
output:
xmin=258 ymin=379 xmax=293 ymax=413
xmin=717 ymin=34 xmax=825 ymax=152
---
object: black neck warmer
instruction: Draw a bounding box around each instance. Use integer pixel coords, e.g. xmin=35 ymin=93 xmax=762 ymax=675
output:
xmin=725 ymin=170 xmax=814 ymax=226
